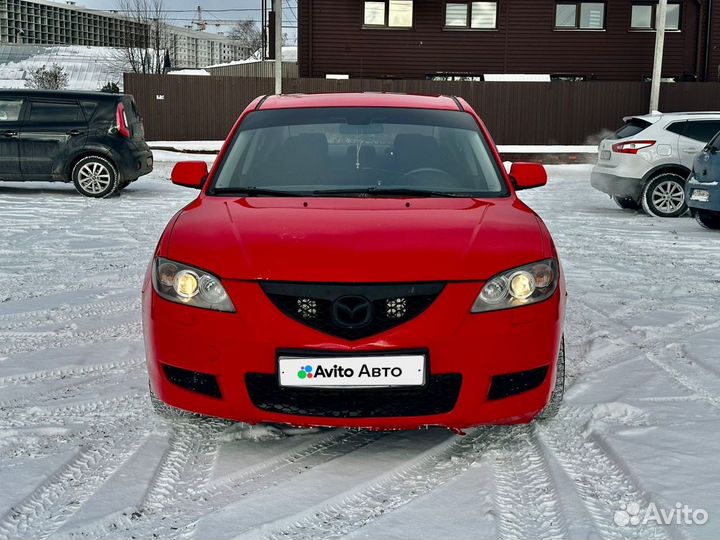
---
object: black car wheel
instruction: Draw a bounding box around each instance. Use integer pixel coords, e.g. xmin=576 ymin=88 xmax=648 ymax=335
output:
xmin=537 ymin=337 xmax=565 ymax=421
xmin=695 ymin=210 xmax=720 ymax=230
xmin=72 ymin=156 xmax=119 ymax=198
xmin=613 ymin=196 xmax=640 ymax=210
xmin=641 ymin=173 xmax=688 ymax=218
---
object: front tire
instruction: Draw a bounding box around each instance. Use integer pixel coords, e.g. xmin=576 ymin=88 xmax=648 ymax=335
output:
xmin=537 ymin=338 xmax=565 ymax=421
xmin=695 ymin=210 xmax=720 ymax=230
xmin=641 ymin=173 xmax=687 ymax=217
xmin=72 ymin=156 xmax=119 ymax=198
xmin=613 ymin=196 xmax=640 ymax=210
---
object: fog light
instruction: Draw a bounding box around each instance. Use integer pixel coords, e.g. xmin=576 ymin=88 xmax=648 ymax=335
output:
xmin=690 ymin=189 xmax=711 ymax=203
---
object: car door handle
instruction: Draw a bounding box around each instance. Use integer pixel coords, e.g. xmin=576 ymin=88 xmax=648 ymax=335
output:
xmin=2 ymin=130 xmax=18 ymax=138
xmin=682 ymin=147 xmax=701 ymax=153
xmin=68 ymin=129 xmax=84 ymax=137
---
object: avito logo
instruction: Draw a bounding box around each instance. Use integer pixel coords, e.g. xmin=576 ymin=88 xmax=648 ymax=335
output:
xmin=297 ymin=363 xmax=403 ymax=380
xmin=297 ymin=365 xmax=314 ymax=379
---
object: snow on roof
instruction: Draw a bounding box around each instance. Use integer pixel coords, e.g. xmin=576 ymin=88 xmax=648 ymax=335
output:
xmin=204 ymin=46 xmax=297 ymax=69
xmin=483 ymin=74 xmax=552 ymax=82
xmin=168 ymin=69 xmax=210 ymax=76
xmin=0 ymin=45 xmax=129 ymax=91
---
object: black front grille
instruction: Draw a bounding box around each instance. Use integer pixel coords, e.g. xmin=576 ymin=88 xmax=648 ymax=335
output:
xmin=260 ymin=282 xmax=445 ymax=340
xmin=246 ymin=373 xmax=462 ymax=418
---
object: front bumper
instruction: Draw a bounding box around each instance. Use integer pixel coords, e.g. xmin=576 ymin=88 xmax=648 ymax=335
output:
xmin=591 ymin=170 xmax=643 ymax=200
xmin=686 ymin=177 xmax=720 ymax=212
xmin=142 ymin=280 xmax=565 ymax=430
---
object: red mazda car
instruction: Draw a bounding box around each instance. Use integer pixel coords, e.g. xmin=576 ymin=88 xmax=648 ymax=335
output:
xmin=142 ymin=93 xmax=566 ymax=430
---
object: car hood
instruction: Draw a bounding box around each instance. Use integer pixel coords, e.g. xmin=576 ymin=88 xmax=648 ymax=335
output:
xmin=166 ymin=197 xmax=549 ymax=282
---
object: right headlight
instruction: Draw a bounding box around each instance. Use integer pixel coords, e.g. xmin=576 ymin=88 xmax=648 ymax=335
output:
xmin=471 ymin=259 xmax=558 ymax=313
xmin=152 ymin=257 xmax=235 ymax=312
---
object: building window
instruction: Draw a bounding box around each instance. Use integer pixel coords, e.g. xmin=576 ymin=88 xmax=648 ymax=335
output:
xmin=363 ymin=0 xmax=413 ymax=28
xmin=555 ymin=2 xmax=605 ymax=30
xmin=445 ymin=2 xmax=498 ymax=29
xmin=631 ymin=3 xmax=681 ymax=31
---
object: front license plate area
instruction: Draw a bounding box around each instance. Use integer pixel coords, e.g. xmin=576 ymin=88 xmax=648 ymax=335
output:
xmin=278 ymin=354 xmax=426 ymax=388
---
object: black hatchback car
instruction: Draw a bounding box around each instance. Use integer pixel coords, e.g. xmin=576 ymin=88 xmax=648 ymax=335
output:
xmin=0 ymin=89 xmax=153 ymax=197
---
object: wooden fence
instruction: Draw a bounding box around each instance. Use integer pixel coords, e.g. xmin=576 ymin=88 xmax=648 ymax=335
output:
xmin=124 ymin=73 xmax=720 ymax=144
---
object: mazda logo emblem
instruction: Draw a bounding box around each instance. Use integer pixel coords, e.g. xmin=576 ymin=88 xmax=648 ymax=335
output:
xmin=331 ymin=296 xmax=374 ymax=328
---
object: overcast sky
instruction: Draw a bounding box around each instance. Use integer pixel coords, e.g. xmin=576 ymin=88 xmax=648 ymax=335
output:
xmin=73 ymin=0 xmax=298 ymax=41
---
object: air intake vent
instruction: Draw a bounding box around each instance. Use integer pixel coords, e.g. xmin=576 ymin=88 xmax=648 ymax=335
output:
xmin=260 ymin=282 xmax=445 ymax=340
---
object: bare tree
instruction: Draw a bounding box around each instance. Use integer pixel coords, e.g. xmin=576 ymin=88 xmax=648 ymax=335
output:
xmin=116 ymin=0 xmax=168 ymax=74
xmin=25 ymin=64 xmax=69 ymax=90
xmin=228 ymin=19 xmax=262 ymax=56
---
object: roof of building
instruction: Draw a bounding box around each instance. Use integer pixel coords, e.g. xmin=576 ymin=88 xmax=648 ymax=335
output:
xmin=0 ymin=45 xmax=128 ymax=91
xmin=258 ymin=92 xmax=462 ymax=111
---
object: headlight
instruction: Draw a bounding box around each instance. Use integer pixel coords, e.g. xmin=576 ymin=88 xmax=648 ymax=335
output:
xmin=152 ymin=257 xmax=235 ymax=312
xmin=471 ymin=259 xmax=558 ymax=313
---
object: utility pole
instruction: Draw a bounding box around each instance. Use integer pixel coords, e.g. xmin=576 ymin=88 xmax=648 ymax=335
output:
xmin=649 ymin=0 xmax=668 ymax=113
xmin=274 ymin=0 xmax=283 ymax=94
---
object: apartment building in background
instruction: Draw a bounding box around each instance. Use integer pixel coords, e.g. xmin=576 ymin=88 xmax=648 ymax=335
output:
xmin=0 ymin=0 xmax=250 ymax=68
xmin=298 ymin=0 xmax=720 ymax=81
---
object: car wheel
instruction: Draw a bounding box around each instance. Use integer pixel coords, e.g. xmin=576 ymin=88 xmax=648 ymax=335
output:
xmin=613 ymin=196 xmax=640 ymax=210
xmin=695 ymin=210 xmax=720 ymax=230
xmin=537 ymin=337 xmax=565 ymax=421
xmin=641 ymin=173 xmax=688 ymax=218
xmin=149 ymin=382 xmax=193 ymax=419
xmin=72 ymin=156 xmax=119 ymax=198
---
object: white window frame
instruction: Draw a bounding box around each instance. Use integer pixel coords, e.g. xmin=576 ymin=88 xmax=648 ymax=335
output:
xmin=444 ymin=1 xmax=498 ymax=30
xmin=630 ymin=2 xmax=682 ymax=31
xmin=363 ymin=0 xmax=414 ymax=28
xmin=554 ymin=2 xmax=606 ymax=30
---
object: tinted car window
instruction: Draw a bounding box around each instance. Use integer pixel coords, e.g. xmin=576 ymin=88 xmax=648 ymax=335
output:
xmin=211 ymin=107 xmax=508 ymax=197
xmin=0 ymin=98 xmax=23 ymax=122
xmin=666 ymin=121 xmax=686 ymax=136
xmin=28 ymin=101 xmax=82 ymax=123
xmin=613 ymin=118 xmax=652 ymax=139
xmin=682 ymin=121 xmax=720 ymax=143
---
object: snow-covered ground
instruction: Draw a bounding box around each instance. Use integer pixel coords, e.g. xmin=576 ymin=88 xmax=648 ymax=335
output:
xmin=0 ymin=156 xmax=719 ymax=540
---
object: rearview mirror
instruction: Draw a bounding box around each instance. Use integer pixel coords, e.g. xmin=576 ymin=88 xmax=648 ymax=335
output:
xmin=509 ymin=162 xmax=547 ymax=191
xmin=171 ymin=161 xmax=208 ymax=189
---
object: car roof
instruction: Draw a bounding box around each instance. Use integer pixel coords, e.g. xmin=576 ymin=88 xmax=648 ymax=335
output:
xmin=625 ymin=111 xmax=720 ymax=123
xmin=256 ymin=92 xmax=463 ymax=111
xmin=0 ymin=89 xmax=125 ymax=100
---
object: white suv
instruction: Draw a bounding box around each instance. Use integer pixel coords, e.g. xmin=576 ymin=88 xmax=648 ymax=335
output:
xmin=591 ymin=112 xmax=720 ymax=217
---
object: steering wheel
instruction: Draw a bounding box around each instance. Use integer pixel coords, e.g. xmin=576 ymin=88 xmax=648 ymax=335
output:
xmin=401 ymin=167 xmax=455 ymax=183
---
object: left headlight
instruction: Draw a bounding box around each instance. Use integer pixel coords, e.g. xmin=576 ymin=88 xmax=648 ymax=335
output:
xmin=471 ymin=259 xmax=558 ymax=313
xmin=152 ymin=257 xmax=235 ymax=312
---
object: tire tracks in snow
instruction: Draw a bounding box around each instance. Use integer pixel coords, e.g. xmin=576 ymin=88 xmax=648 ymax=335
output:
xmin=0 ymin=359 xmax=145 ymax=411
xmin=490 ymin=424 xmax=567 ymax=540
xmin=0 ymin=321 xmax=142 ymax=357
xmin=0 ymin=417 xmax=153 ymax=540
xmin=539 ymin=409 xmax=670 ymax=540
xmin=65 ymin=429 xmax=382 ymax=539
xmin=0 ymin=297 xmax=140 ymax=331
xmin=250 ymin=426 xmax=545 ymax=540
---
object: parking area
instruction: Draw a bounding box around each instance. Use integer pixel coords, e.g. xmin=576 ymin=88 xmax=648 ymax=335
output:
xmin=1 ymin=157 xmax=719 ymax=539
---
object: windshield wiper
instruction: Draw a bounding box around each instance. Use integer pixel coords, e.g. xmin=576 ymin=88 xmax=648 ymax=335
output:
xmin=312 ymin=187 xmax=471 ymax=198
xmin=212 ymin=186 xmax=301 ymax=197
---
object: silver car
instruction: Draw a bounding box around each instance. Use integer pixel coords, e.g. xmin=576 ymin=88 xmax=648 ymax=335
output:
xmin=591 ymin=112 xmax=720 ymax=217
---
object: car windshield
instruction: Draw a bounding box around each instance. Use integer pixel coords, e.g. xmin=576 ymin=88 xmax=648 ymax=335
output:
xmin=210 ymin=107 xmax=509 ymax=197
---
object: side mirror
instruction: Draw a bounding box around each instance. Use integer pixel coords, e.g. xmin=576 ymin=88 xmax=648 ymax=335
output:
xmin=171 ymin=161 xmax=208 ymax=189
xmin=509 ymin=162 xmax=548 ymax=191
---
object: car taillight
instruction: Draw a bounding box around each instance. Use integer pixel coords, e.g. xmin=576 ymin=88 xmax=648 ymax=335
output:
xmin=611 ymin=140 xmax=656 ymax=154
xmin=116 ymin=102 xmax=131 ymax=138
